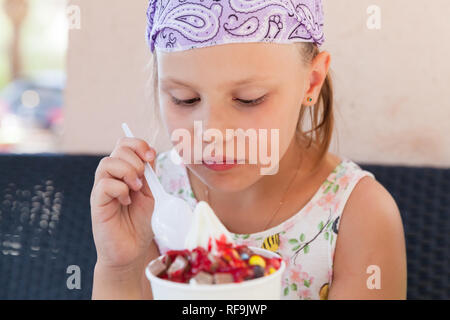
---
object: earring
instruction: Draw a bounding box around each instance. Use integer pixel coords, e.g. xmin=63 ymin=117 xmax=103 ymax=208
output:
xmin=307 ymin=97 xmax=313 ymax=102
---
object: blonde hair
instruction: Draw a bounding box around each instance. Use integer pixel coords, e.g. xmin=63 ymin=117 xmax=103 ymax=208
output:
xmin=296 ymin=42 xmax=334 ymax=167
xmin=148 ymin=42 xmax=334 ymax=167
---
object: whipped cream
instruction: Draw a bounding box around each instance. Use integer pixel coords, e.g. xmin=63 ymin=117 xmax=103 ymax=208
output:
xmin=184 ymin=201 xmax=234 ymax=254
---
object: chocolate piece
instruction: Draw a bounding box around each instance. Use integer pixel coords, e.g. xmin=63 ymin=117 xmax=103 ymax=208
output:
xmin=213 ymin=272 xmax=234 ymax=284
xmin=253 ymin=265 xmax=264 ymax=279
xmin=191 ymin=271 xmax=213 ymax=285
xmin=148 ymin=257 xmax=167 ymax=276
xmin=167 ymin=255 xmax=188 ymax=275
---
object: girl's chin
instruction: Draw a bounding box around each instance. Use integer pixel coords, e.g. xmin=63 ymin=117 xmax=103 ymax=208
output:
xmin=188 ymin=164 xmax=261 ymax=192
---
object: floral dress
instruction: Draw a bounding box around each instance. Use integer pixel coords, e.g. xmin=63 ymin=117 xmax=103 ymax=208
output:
xmin=154 ymin=148 xmax=376 ymax=300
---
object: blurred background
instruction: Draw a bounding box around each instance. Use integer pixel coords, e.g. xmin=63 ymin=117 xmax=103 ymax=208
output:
xmin=0 ymin=0 xmax=66 ymax=153
xmin=0 ymin=0 xmax=449 ymax=167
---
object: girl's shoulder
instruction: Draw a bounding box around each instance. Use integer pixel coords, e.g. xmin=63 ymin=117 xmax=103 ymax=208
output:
xmin=336 ymin=155 xmax=395 ymax=217
xmin=313 ymin=153 xmax=377 ymax=218
xmin=328 ymin=165 xmax=406 ymax=298
xmin=340 ymin=165 xmax=399 ymax=225
xmin=325 ymin=155 xmax=389 ymax=229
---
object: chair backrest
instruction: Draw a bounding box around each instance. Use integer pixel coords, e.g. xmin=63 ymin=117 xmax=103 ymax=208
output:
xmin=360 ymin=163 xmax=449 ymax=300
xmin=0 ymin=154 xmax=448 ymax=299
xmin=0 ymin=154 xmax=101 ymax=299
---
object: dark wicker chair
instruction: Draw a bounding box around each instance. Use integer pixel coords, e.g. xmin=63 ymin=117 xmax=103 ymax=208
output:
xmin=0 ymin=154 xmax=448 ymax=299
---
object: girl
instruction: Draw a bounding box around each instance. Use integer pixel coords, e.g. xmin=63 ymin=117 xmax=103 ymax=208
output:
xmin=90 ymin=0 xmax=407 ymax=299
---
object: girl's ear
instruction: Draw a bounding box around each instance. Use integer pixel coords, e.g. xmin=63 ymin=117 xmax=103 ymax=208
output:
xmin=304 ymin=51 xmax=331 ymax=105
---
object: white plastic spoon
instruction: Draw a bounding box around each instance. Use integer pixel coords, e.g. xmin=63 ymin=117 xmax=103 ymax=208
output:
xmin=121 ymin=123 xmax=194 ymax=250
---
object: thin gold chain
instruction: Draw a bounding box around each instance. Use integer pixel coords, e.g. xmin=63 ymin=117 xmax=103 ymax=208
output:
xmin=205 ymin=152 xmax=304 ymax=232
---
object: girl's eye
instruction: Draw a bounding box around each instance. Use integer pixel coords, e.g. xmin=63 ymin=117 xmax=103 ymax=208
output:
xmin=172 ymin=97 xmax=200 ymax=106
xmin=171 ymin=95 xmax=267 ymax=107
xmin=236 ymin=95 xmax=267 ymax=107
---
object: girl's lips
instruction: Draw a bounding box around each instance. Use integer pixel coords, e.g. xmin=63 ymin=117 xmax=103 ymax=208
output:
xmin=202 ymin=159 xmax=239 ymax=171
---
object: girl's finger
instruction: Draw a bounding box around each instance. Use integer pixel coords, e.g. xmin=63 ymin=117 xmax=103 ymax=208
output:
xmin=110 ymin=145 xmax=146 ymax=179
xmin=94 ymin=157 xmax=143 ymax=192
xmin=92 ymin=177 xmax=130 ymax=208
xmin=115 ymin=137 xmax=156 ymax=163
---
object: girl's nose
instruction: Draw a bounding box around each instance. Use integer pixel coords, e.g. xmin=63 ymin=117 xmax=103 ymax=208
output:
xmin=201 ymin=105 xmax=233 ymax=136
xmin=193 ymin=106 xmax=236 ymax=148
xmin=194 ymin=120 xmax=232 ymax=142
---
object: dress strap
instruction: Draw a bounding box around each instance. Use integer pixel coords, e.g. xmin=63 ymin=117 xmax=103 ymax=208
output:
xmin=327 ymin=160 xmax=376 ymax=285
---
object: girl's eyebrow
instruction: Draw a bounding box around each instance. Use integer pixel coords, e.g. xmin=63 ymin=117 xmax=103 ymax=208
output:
xmin=160 ymin=77 xmax=193 ymax=88
xmin=160 ymin=76 xmax=270 ymax=88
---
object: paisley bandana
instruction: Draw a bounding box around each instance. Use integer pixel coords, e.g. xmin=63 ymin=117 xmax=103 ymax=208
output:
xmin=146 ymin=0 xmax=325 ymax=53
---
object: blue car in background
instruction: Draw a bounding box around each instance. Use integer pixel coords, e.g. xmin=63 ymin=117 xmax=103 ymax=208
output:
xmin=0 ymin=71 xmax=65 ymax=130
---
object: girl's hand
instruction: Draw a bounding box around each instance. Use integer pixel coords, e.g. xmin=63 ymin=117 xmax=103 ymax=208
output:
xmin=90 ymin=137 xmax=157 ymax=271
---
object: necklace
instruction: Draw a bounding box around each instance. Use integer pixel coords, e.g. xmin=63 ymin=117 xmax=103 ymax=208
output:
xmin=204 ymin=152 xmax=304 ymax=232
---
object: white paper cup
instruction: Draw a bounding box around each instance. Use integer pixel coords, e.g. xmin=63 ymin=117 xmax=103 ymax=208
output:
xmin=145 ymin=246 xmax=286 ymax=300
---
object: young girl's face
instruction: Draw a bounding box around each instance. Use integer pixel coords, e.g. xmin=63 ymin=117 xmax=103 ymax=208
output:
xmin=157 ymin=43 xmax=314 ymax=192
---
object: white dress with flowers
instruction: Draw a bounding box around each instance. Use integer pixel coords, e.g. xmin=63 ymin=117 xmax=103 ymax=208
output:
xmin=154 ymin=148 xmax=376 ymax=300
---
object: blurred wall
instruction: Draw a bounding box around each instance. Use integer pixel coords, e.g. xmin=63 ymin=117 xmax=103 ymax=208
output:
xmin=62 ymin=0 xmax=170 ymax=154
xmin=62 ymin=0 xmax=450 ymax=167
